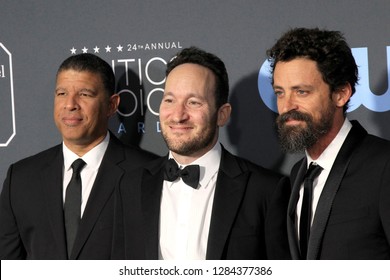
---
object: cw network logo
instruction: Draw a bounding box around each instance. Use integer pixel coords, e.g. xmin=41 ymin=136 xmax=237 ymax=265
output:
xmin=0 ymin=43 xmax=15 ymax=147
xmin=258 ymin=47 xmax=390 ymax=113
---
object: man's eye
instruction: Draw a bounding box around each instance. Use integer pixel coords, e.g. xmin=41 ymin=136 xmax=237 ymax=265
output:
xmin=188 ymin=100 xmax=201 ymax=106
xmin=274 ymin=90 xmax=285 ymax=98
xmin=80 ymin=91 xmax=93 ymax=97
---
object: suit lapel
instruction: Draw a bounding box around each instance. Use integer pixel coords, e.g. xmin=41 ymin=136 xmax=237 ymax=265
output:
xmin=42 ymin=145 xmax=68 ymax=259
xmin=141 ymin=157 xmax=166 ymax=259
xmin=70 ymin=137 xmax=125 ymax=259
xmin=206 ymin=148 xmax=249 ymax=260
xmin=287 ymin=158 xmax=307 ymax=260
xmin=307 ymin=121 xmax=367 ymax=259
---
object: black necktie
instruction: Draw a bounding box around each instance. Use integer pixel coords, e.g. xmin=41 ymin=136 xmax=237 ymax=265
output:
xmin=64 ymin=158 xmax=86 ymax=258
xmin=164 ymin=158 xmax=200 ymax=189
xmin=299 ymin=162 xmax=322 ymax=259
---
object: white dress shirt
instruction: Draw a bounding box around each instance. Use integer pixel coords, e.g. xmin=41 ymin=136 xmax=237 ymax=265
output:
xmin=159 ymin=142 xmax=222 ymax=260
xmin=62 ymin=132 xmax=109 ymax=217
xmin=297 ymin=119 xmax=352 ymax=240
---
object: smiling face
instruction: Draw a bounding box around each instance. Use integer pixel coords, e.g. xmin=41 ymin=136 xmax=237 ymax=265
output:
xmin=54 ymin=69 xmax=119 ymax=154
xmin=159 ymin=63 xmax=231 ymax=163
xmin=273 ymin=58 xmax=339 ymax=153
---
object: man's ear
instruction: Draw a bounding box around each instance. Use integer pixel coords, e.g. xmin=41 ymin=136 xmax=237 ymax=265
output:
xmin=108 ymin=93 xmax=120 ymax=117
xmin=333 ymin=83 xmax=352 ymax=108
xmin=217 ymin=103 xmax=232 ymax=127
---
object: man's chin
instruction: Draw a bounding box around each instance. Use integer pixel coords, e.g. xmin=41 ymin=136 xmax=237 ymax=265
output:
xmin=280 ymin=124 xmax=305 ymax=136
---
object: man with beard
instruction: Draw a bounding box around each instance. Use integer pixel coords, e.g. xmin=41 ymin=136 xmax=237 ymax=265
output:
xmin=112 ymin=47 xmax=291 ymax=260
xmin=267 ymin=27 xmax=390 ymax=259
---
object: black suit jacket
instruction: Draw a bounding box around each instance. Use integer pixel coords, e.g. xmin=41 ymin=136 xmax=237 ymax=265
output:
xmin=0 ymin=133 xmax=157 ymax=259
xmin=288 ymin=120 xmax=390 ymax=259
xmin=113 ymin=145 xmax=291 ymax=260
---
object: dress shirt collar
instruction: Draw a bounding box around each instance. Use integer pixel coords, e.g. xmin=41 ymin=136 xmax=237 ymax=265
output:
xmin=168 ymin=142 xmax=222 ymax=189
xmin=306 ymin=118 xmax=352 ymax=171
xmin=63 ymin=132 xmax=110 ymax=172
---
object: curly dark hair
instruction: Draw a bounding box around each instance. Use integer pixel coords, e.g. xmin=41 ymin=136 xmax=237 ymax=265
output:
xmin=57 ymin=53 xmax=116 ymax=97
xmin=267 ymin=27 xmax=358 ymax=112
xmin=166 ymin=46 xmax=229 ymax=109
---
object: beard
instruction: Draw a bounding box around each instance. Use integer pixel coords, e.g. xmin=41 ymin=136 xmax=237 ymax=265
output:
xmin=276 ymin=107 xmax=335 ymax=153
xmin=161 ymin=113 xmax=218 ymax=157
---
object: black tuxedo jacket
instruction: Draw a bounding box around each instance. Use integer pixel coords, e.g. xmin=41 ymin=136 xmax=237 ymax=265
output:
xmin=288 ymin=120 xmax=390 ymax=259
xmin=0 ymin=133 xmax=157 ymax=259
xmin=113 ymin=146 xmax=291 ymax=260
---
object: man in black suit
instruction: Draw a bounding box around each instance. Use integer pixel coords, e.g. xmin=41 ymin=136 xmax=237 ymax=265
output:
xmin=267 ymin=27 xmax=390 ymax=259
xmin=0 ymin=53 xmax=156 ymax=259
xmin=113 ymin=47 xmax=291 ymax=260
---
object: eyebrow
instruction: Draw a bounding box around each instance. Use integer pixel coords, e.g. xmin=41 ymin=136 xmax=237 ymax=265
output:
xmin=163 ymin=91 xmax=203 ymax=99
xmin=55 ymin=87 xmax=97 ymax=94
xmin=273 ymin=84 xmax=315 ymax=90
xmin=79 ymin=88 xmax=97 ymax=94
xmin=55 ymin=87 xmax=66 ymax=92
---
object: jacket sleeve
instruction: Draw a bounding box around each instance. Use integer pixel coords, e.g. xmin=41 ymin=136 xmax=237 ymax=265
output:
xmin=264 ymin=175 xmax=292 ymax=260
xmin=0 ymin=165 xmax=27 ymax=259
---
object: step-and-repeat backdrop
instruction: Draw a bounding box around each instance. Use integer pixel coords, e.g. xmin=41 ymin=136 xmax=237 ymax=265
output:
xmin=1 ymin=0 xmax=390 ymax=191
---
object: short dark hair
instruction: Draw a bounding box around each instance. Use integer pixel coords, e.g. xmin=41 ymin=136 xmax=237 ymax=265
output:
xmin=57 ymin=53 xmax=115 ymax=96
xmin=267 ymin=27 xmax=358 ymax=112
xmin=166 ymin=46 xmax=229 ymax=109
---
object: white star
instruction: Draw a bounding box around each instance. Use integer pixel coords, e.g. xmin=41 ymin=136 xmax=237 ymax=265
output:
xmin=82 ymin=47 xmax=88 ymax=53
xmin=117 ymin=45 xmax=123 ymax=52
xmin=93 ymin=46 xmax=100 ymax=53
xmin=70 ymin=47 xmax=77 ymax=54
xmin=105 ymin=45 xmax=111 ymax=52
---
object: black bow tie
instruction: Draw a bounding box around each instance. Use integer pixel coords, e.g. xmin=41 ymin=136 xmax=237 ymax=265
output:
xmin=164 ymin=158 xmax=200 ymax=189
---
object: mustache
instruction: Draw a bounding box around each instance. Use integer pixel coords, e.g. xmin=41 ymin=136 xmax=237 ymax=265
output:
xmin=165 ymin=121 xmax=193 ymax=126
xmin=277 ymin=110 xmax=311 ymax=124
